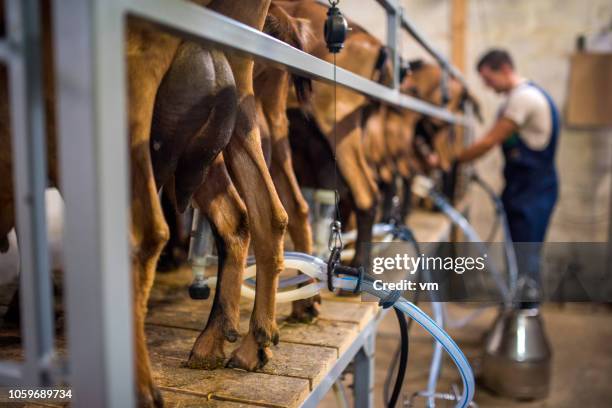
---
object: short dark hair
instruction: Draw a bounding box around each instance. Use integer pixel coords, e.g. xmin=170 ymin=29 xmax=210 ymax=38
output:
xmin=476 ymin=49 xmax=514 ymax=71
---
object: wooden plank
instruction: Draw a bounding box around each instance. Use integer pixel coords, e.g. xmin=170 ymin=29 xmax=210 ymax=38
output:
xmin=160 ymin=389 xmax=251 ymax=407
xmin=146 ymin=325 xmax=337 ymax=390
xmin=151 ymin=355 xmax=310 ymax=408
xmin=279 ymin=320 xmax=359 ymax=356
xmin=146 ymin=297 xmax=251 ymax=334
xmin=318 ymin=300 xmax=376 ymax=329
xmin=451 ymin=0 xmax=467 ymax=73
xmin=258 ymin=342 xmax=336 ymax=389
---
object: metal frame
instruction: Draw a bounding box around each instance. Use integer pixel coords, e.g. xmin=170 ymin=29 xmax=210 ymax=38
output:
xmin=127 ymin=0 xmax=469 ymax=125
xmin=1 ymin=0 xmax=473 ymax=406
xmin=0 ymin=0 xmax=55 ymax=387
xmin=53 ymin=0 xmax=135 ymax=406
xmin=375 ymin=0 xmax=467 ymax=86
xmin=299 ymin=309 xmax=382 ymax=408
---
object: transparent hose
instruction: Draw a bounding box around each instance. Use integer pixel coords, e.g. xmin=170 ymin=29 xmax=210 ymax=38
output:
xmin=412 ymin=175 xmax=511 ymax=306
xmin=359 ymin=280 xmax=475 ymax=408
xmin=206 ymin=252 xmax=328 ymax=303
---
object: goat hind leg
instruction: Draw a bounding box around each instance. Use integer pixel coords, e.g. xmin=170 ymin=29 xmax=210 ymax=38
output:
xmin=224 ymin=96 xmax=287 ymax=371
xmin=187 ymin=157 xmax=249 ymax=369
xmin=130 ymin=142 xmax=169 ymax=408
xmin=269 ymin=148 xmax=321 ymax=323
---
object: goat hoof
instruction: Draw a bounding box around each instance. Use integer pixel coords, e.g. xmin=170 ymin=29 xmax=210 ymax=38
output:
xmin=227 ymin=332 xmax=273 ymax=371
xmin=137 ymin=382 xmax=164 ymax=408
xmin=254 ymin=323 xmax=279 ymax=347
xmin=288 ymin=296 xmax=321 ymax=323
xmin=187 ymin=327 xmax=227 ymax=370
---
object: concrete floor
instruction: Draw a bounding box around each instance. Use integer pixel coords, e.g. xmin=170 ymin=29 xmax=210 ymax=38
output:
xmin=320 ymin=302 xmax=612 ymax=408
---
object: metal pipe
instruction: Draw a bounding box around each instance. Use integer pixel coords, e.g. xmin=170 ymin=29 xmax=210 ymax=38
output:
xmin=385 ymin=2 xmax=401 ymax=90
xmin=53 ymin=0 xmax=135 ymax=406
xmin=6 ymin=0 xmax=55 ymax=386
xmin=0 ymin=40 xmax=12 ymax=62
xmin=426 ymin=302 xmax=446 ymax=408
xmin=125 ymin=0 xmax=468 ymax=125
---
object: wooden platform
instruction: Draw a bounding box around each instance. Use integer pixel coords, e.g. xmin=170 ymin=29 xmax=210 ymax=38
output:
xmin=0 ymin=208 xmax=454 ymax=408
xmin=146 ymin=208 xmax=454 ymax=407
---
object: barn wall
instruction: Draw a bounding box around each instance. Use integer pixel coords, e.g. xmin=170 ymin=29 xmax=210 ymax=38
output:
xmin=341 ymin=0 xmax=612 ymax=242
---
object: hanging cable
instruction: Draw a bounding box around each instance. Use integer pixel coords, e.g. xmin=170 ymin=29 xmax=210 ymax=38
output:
xmin=323 ymin=0 xmax=348 ymax=290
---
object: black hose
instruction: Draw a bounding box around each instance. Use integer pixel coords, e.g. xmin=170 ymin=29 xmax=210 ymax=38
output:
xmin=383 ymin=229 xmax=423 ymax=406
xmin=387 ymin=307 xmax=409 ymax=408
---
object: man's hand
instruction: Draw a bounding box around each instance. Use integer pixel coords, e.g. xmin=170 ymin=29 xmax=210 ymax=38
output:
xmin=457 ymin=117 xmax=518 ymax=163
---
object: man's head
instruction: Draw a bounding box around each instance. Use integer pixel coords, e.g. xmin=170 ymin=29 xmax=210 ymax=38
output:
xmin=476 ymin=49 xmax=516 ymax=93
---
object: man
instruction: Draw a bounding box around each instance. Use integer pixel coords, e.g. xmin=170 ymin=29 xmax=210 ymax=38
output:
xmin=456 ymin=49 xmax=560 ymax=307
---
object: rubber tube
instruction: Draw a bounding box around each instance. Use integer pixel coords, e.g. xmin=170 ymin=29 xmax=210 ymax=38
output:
xmin=412 ymin=175 xmax=511 ymax=305
xmin=359 ymin=280 xmax=475 ymax=408
xmin=387 ymin=307 xmax=409 ymax=408
xmin=206 ymin=252 xmax=328 ymax=303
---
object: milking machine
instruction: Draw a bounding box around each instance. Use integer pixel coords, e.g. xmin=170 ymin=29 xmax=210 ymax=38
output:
xmin=187 ymin=209 xmax=214 ymax=300
xmin=410 ymin=173 xmax=552 ymax=403
xmin=185 ymin=203 xmax=475 ymax=408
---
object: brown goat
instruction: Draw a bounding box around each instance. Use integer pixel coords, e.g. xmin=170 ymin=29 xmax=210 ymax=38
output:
xmin=280 ymin=0 xmax=393 ymax=268
xmin=1 ymin=0 xmax=283 ymax=405
xmin=185 ymin=2 xmax=316 ymax=369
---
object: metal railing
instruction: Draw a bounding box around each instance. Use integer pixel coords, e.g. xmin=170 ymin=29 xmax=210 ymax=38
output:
xmin=0 ymin=0 xmax=474 ymax=406
xmin=0 ymin=0 xmax=55 ymax=387
xmin=374 ymin=0 xmax=467 ymax=86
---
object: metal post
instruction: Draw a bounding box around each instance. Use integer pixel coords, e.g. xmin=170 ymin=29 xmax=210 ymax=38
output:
xmin=353 ymin=332 xmax=375 ymax=408
xmin=386 ymin=4 xmax=401 ymax=90
xmin=6 ymin=0 xmax=55 ymax=386
xmin=53 ymin=0 xmax=135 ymax=406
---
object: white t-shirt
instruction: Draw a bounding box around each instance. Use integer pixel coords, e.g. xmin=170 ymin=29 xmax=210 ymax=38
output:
xmin=500 ymin=81 xmax=553 ymax=151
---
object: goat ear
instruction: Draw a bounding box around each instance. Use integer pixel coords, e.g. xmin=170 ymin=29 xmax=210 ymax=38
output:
xmin=263 ymin=11 xmax=281 ymax=38
xmin=294 ymin=18 xmax=313 ymax=53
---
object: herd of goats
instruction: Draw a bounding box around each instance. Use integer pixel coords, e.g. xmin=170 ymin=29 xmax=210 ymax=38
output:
xmin=0 ymin=0 xmax=480 ymax=406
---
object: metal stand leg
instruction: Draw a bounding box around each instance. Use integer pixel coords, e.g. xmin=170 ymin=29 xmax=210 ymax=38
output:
xmin=53 ymin=0 xmax=135 ymax=406
xmin=5 ymin=0 xmax=55 ymax=387
xmin=353 ymin=332 xmax=375 ymax=408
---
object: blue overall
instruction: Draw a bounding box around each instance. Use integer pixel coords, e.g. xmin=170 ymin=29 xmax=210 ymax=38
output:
xmin=500 ymin=82 xmax=559 ymax=302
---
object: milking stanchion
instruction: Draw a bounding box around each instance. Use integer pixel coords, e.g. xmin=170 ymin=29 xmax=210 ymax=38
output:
xmin=2 ymin=0 xmax=480 ymax=407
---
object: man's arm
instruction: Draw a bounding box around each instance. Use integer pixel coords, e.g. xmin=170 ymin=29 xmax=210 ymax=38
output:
xmin=456 ymin=117 xmax=518 ymax=163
